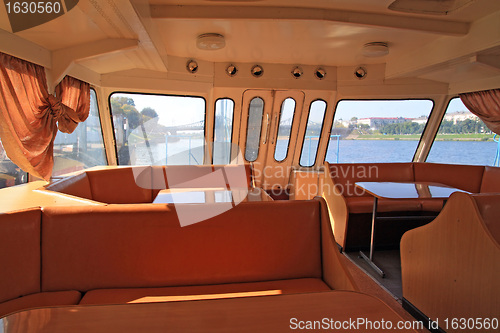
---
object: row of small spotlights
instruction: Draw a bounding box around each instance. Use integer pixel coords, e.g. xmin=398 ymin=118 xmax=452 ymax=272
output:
xmin=186 ymin=60 xmax=369 ymax=80
xmin=186 ymin=60 xmax=328 ymax=80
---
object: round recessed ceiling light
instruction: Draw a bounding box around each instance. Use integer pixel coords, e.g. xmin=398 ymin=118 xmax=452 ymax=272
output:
xmin=355 ymin=67 xmax=367 ymax=79
xmin=251 ymin=65 xmax=264 ymax=78
xmin=362 ymin=42 xmax=389 ymax=57
xmin=291 ymin=66 xmax=303 ymax=79
xmin=314 ymin=67 xmax=327 ymax=80
xmin=186 ymin=60 xmax=198 ymax=73
xmin=197 ymin=33 xmax=225 ymax=50
xmin=226 ymin=64 xmax=238 ymax=77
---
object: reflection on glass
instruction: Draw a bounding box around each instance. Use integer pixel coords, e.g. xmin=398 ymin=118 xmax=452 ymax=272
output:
xmin=213 ymin=99 xmax=234 ymax=164
xmin=274 ymin=98 xmax=296 ymax=162
xmin=300 ymin=100 xmax=327 ymax=167
xmin=244 ymin=97 xmax=264 ymax=162
xmin=325 ymin=99 xmax=434 ymax=164
xmin=427 ymin=97 xmax=495 ymax=166
xmin=110 ymin=92 xmax=205 ymax=166
xmin=53 ymin=89 xmax=107 ymax=176
xmin=0 ymin=140 xmax=28 ymax=189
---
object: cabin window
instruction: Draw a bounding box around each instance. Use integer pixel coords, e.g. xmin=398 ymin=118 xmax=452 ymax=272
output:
xmin=325 ymin=99 xmax=433 ymax=163
xmin=244 ymin=97 xmax=264 ymax=162
xmin=0 ymin=140 xmax=28 ymax=189
xmin=213 ymin=98 xmax=235 ymax=164
xmin=110 ymin=93 xmax=206 ymax=165
xmin=274 ymin=98 xmax=296 ymax=162
xmin=427 ymin=97 xmax=495 ymax=166
xmin=52 ymin=89 xmax=107 ymax=176
xmin=300 ymin=100 xmax=327 ymax=167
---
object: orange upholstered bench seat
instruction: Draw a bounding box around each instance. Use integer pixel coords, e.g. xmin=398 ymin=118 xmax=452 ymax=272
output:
xmin=0 ymin=198 xmax=357 ymax=318
xmin=0 ymin=291 xmax=81 ymax=318
xmin=322 ymin=162 xmax=500 ymax=250
xmin=0 ymin=209 xmax=82 ymax=318
xmin=43 ymin=164 xmax=255 ymax=204
xmin=79 ymin=278 xmax=331 ymax=305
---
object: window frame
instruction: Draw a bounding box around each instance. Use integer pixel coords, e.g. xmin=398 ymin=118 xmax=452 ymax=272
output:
xmin=212 ymin=97 xmax=236 ymax=164
xmin=108 ymin=91 xmax=207 ymax=166
xmin=425 ymin=96 xmax=494 ymax=165
xmin=244 ymin=96 xmax=265 ymax=162
xmin=274 ymin=96 xmax=297 ymax=163
xmin=89 ymin=87 xmax=109 ymax=165
xmin=299 ymin=99 xmax=328 ymax=167
xmin=324 ymin=98 xmax=435 ymax=164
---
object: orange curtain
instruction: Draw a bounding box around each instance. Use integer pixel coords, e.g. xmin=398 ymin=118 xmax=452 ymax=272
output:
xmin=0 ymin=52 xmax=90 ymax=180
xmin=459 ymin=89 xmax=500 ymax=135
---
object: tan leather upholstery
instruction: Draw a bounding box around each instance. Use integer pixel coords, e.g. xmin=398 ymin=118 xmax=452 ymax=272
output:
xmin=0 ymin=209 xmax=41 ymax=304
xmin=80 ymin=278 xmax=330 ymax=305
xmin=41 ymin=201 xmax=323 ymax=292
xmin=327 ymin=163 xmax=414 ymax=198
xmin=346 ymin=197 xmax=422 ymax=214
xmin=322 ymin=162 xmax=495 ymax=249
xmin=0 ymin=291 xmax=81 ymax=318
xmin=45 ymin=172 xmax=92 ymax=200
xmin=473 ymin=194 xmax=500 ymax=244
xmin=0 ymin=194 xmax=356 ymax=315
xmin=414 ymin=162 xmax=484 ymax=193
xmin=86 ymin=167 xmax=153 ymax=203
xmin=480 ymin=166 xmax=500 ymax=193
xmin=44 ymin=164 xmax=254 ymax=204
xmin=160 ymin=164 xmax=253 ymax=189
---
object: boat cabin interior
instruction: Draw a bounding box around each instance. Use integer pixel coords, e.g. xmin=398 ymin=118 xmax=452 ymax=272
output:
xmin=0 ymin=0 xmax=499 ymax=332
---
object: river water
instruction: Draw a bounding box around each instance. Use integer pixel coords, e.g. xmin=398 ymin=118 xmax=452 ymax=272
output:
xmin=132 ymin=138 xmax=498 ymax=167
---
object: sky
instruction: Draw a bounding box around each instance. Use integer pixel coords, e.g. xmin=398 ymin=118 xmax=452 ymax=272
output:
xmin=113 ymin=92 xmax=469 ymax=126
xmin=113 ymin=93 xmax=205 ymax=126
xmin=334 ymin=98 xmax=468 ymax=122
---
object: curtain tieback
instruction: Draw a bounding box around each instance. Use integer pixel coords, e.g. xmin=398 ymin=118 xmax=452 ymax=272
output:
xmin=48 ymin=94 xmax=64 ymax=120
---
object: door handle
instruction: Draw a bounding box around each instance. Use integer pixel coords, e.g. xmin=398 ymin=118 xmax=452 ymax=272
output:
xmin=263 ymin=114 xmax=270 ymax=144
xmin=271 ymin=113 xmax=279 ymax=145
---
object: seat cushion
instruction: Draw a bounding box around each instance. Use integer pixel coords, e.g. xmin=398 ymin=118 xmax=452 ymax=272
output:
xmin=480 ymin=166 xmax=500 ymax=193
xmin=346 ymin=197 xmax=422 ymax=214
xmin=0 ymin=291 xmax=81 ymax=318
xmin=0 ymin=209 xmax=41 ymax=304
xmin=79 ymin=278 xmax=331 ymax=305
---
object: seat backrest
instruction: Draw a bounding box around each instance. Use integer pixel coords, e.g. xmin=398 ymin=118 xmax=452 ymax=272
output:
xmin=326 ymin=163 xmax=414 ymax=197
xmin=480 ymin=166 xmax=500 ymax=193
xmin=85 ymin=167 xmax=153 ymax=203
xmin=157 ymin=164 xmax=253 ymax=190
xmin=414 ymin=162 xmax=484 ymax=193
xmin=44 ymin=172 xmax=93 ymax=200
xmin=473 ymin=194 xmax=500 ymax=244
xmin=0 ymin=208 xmax=41 ymax=303
xmin=41 ymin=201 xmax=322 ymax=292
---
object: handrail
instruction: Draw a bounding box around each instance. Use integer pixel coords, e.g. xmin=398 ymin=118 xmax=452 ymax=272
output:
xmin=165 ymin=134 xmax=202 ymax=165
xmin=494 ymin=134 xmax=500 ymax=167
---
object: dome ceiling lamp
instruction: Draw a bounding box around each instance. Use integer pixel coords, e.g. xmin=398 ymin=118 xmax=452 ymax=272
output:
xmin=196 ymin=33 xmax=226 ymax=50
xmin=362 ymin=42 xmax=389 ymax=58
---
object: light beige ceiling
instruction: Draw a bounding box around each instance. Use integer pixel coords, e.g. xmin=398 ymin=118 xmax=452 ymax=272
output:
xmin=0 ymin=0 xmax=499 ymax=87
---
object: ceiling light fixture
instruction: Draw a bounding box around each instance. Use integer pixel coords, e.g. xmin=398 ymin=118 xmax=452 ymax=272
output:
xmin=362 ymin=42 xmax=389 ymax=58
xmin=197 ymin=33 xmax=226 ymax=50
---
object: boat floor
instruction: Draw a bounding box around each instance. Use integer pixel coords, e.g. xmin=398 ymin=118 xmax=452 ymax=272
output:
xmin=344 ymin=249 xmax=402 ymax=300
xmin=339 ymin=250 xmax=431 ymax=332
